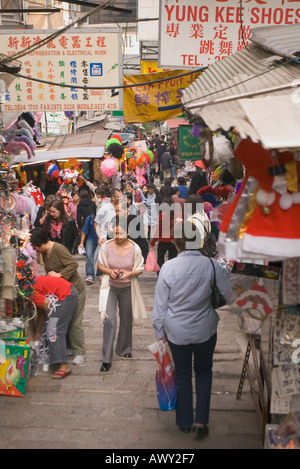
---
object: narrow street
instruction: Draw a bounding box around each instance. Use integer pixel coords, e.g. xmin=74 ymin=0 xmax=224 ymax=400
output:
xmin=0 ymin=255 xmax=263 ymax=450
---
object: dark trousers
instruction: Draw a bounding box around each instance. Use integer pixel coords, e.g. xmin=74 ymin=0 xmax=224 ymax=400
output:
xmin=168 ymin=333 xmax=217 ymax=429
xmin=47 ymin=286 xmax=78 ymax=364
xmin=157 ymin=241 xmax=178 ymax=269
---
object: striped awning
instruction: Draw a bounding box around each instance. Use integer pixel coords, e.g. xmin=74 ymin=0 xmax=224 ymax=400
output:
xmin=181 ymin=42 xmax=300 ymax=149
xmin=250 ymin=24 xmax=300 ymax=62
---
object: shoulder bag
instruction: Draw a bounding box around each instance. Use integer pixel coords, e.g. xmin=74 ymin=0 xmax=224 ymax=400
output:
xmin=208 ymin=258 xmax=226 ymax=309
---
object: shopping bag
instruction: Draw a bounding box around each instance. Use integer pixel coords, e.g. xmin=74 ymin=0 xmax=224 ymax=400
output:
xmin=144 ymin=248 xmax=160 ymax=272
xmin=148 ymin=341 xmax=177 ymax=411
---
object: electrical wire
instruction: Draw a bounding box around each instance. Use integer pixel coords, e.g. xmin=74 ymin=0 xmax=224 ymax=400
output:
xmin=9 ymin=67 xmax=205 ymax=90
xmin=0 ymin=0 xmax=116 ymax=65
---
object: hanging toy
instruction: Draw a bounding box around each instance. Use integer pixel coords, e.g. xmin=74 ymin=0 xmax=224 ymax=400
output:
xmin=5 ymin=140 xmax=33 ymax=159
xmin=111 ymin=134 xmax=122 ymax=144
xmin=59 ymin=168 xmax=79 ymax=184
xmin=105 ymin=138 xmax=122 ymax=148
xmin=100 ymin=157 xmax=118 ymax=178
xmin=107 ymin=142 xmax=124 ymax=159
xmin=16 ymin=163 xmax=27 ymax=185
xmin=128 ymin=158 xmax=136 ymax=171
xmin=145 ymin=149 xmax=154 ymax=163
xmin=46 ymin=162 xmax=60 ymax=180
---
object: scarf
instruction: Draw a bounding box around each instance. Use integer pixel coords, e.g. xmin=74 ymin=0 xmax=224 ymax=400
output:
xmin=50 ymin=221 xmax=63 ymax=239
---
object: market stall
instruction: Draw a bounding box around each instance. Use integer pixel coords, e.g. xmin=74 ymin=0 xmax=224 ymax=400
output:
xmin=181 ymin=24 xmax=300 ymax=448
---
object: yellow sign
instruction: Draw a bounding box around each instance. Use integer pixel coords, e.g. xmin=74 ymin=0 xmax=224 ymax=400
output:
xmin=140 ymin=61 xmax=169 ymax=74
xmin=123 ymin=69 xmax=202 ymax=123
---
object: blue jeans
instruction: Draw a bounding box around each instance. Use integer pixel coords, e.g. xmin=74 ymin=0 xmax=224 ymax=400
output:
xmin=168 ymin=333 xmax=217 ymax=429
xmin=85 ymin=238 xmax=97 ymax=280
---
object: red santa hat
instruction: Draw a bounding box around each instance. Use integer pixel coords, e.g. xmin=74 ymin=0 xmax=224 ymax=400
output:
xmin=218 ymin=140 xmax=300 ymax=260
xmin=236 ymin=279 xmax=273 ymax=316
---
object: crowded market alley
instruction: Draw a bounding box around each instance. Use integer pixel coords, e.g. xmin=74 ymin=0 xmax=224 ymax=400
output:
xmin=0 ymin=252 xmax=263 ymax=450
xmin=1 ymin=0 xmax=300 ymax=454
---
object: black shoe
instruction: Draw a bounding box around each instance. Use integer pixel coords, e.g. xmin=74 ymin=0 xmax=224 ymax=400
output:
xmin=192 ymin=425 xmax=209 ymax=438
xmin=100 ymin=362 xmax=111 ymax=372
xmin=123 ymin=353 xmax=132 ymax=358
xmin=179 ymin=427 xmax=191 ymax=433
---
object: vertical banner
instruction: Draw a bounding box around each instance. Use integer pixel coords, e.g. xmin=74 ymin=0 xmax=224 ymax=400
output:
xmin=1 ymin=29 xmax=123 ymax=112
xmin=179 ymin=125 xmax=202 ymax=161
xmin=123 ymin=69 xmax=202 ymax=123
xmin=159 ymin=0 xmax=300 ymax=68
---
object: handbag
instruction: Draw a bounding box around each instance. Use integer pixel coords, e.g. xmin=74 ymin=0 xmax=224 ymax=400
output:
xmin=200 ymin=223 xmax=218 ymax=258
xmin=208 ymin=258 xmax=226 ymax=309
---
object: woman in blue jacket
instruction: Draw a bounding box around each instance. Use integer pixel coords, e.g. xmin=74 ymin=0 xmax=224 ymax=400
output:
xmin=152 ymin=220 xmax=232 ymax=438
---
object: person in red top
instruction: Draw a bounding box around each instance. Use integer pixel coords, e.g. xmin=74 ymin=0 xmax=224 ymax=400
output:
xmin=150 ymin=197 xmax=179 ymax=271
xmin=31 ymin=276 xmax=78 ymax=379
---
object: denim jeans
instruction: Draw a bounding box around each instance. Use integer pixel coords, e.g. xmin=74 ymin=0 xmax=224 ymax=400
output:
xmin=85 ymin=238 xmax=97 ymax=280
xmin=168 ymin=333 xmax=217 ymax=429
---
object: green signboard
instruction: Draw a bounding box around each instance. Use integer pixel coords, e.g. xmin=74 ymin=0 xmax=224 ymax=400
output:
xmin=178 ymin=125 xmax=201 ymax=161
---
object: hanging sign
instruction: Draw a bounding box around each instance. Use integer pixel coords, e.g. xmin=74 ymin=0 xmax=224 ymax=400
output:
xmin=158 ymin=0 xmax=300 ymax=69
xmin=123 ymin=69 xmax=202 ymax=123
xmin=1 ymin=29 xmax=123 ymax=112
xmin=179 ymin=125 xmax=202 ymax=161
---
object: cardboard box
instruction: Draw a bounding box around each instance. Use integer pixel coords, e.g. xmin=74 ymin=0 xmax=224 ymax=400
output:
xmin=0 ymin=328 xmax=25 ymax=339
xmin=0 ymin=340 xmax=30 ymax=397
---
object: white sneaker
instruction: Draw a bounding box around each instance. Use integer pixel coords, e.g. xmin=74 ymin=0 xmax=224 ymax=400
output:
xmin=85 ymin=277 xmax=94 ymax=285
xmin=72 ymin=355 xmax=85 ymax=366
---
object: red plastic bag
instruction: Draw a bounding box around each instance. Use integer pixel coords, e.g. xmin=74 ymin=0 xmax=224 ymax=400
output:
xmin=144 ymin=248 xmax=160 ymax=272
xmin=148 ymin=341 xmax=177 ymax=411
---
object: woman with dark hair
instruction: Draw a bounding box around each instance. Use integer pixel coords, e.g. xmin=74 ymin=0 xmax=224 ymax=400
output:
xmin=97 ymin=219 xmax=147 ymax=372
xmin=150 ymin=197 xmax=179 ymax=270
xmin=152 ymin=220 xmax=231 ymax=438
xmin=45 ymin=197 xmax=79 ymax=254
xmin=29 ymin=227 xmax=86 ymax=367
xmin=34 ymin=194 xmax=60 ymax=229
xmin=76 ymin=188 xmax=96 ymax=231
xmin=187 ymin=168 xmax=208 ymax=197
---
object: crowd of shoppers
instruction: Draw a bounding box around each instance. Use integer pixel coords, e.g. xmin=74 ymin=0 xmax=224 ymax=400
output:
xmin=27 ymin=135 xmax=234 ymax=440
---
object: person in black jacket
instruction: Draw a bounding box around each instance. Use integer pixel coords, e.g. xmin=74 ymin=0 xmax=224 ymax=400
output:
xmin=34 ymin=194 xmax=60 ymax=229
xmin=76 ymin=189 xmax=97 ymax=231
xmin=45 ymin=197 xmax=79 ymax=254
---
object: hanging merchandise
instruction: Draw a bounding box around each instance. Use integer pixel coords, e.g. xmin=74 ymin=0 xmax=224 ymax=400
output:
xmin=100 ymin=157 xmax=118 ymax=178
xmin=235 ymin=278 xmax=274 ymax=334
xmin=3 ymin=113 xmax=37 ymax=160
xmin=218 ymin=140 xmax=300 ymax=260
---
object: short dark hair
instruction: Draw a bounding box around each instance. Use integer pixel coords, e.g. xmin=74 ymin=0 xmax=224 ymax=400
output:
xmin=177 ymin=177 xmax=186 ymax=185
xmin=171 ymin=186 xmax=179 ymax=196
xmin=30 ymin=227 xmax=49 ymax=247
xmin=79 ymin=188 xmax=89 ymax=199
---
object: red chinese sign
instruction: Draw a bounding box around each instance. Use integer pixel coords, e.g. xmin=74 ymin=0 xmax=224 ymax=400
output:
xmin=159 ymin=0 xmax=300 ymax=68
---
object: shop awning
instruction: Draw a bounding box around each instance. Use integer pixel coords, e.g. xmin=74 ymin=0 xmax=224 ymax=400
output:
xmin=12 ymin=129 xmax=110 ymax=165
xmin=250 ymin=24 xmax=300 ymax=61
xmin=181 ymin=40 xmax=300 ymax=150
xmin=165 ymin=118 xmax=189 ymax=129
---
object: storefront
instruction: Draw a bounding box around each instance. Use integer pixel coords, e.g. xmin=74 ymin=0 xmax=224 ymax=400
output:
xmin=181 ymin=24 xmax=300 ymax=448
